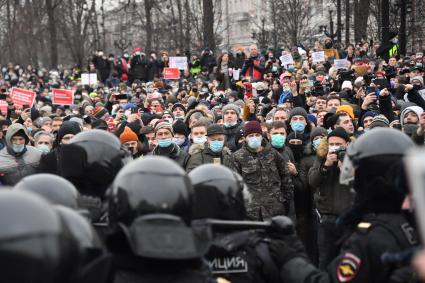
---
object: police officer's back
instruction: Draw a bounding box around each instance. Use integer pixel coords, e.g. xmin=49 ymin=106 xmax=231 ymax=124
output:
xmin=189 ymin=164 xmax=281 ymax=283
xmin=268 ymin=128 xmax=418 ymax=283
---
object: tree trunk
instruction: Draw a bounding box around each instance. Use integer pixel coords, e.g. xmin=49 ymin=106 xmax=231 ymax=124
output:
xmin=184 ymin=0 xmax=191 ymax=51
xmin=202 ymin=0 xmax=215 ymax=51
xmin=345 ymin=0 xmax=350 ymax=45
xmin=176 ymin=0 xmax=184 ymax=50
xmin=46 ymin=0 xmax=58 ymax=68
xmin=354 ymin=0 xmax=370 ymax=42
xmin=145 ymin=0 xmax=153 ymax=52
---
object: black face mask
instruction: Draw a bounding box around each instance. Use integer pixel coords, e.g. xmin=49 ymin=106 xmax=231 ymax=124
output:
xmin=325 ymin=42 xmax=333 ymax=49
xmin=413 ymin=84 xmax=422 ymax=91
xmin=288 ymin=143 xmax=304 ymax=161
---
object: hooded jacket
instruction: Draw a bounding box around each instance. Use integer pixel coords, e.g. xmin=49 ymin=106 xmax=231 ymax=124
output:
xmin=0 ymin=123 xmax=41 ymax=185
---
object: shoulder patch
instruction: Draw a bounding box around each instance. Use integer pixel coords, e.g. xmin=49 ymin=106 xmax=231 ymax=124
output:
xmin=337 ymin=253 xmax=361 ymax=282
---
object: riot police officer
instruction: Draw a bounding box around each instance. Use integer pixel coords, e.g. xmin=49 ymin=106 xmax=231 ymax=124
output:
xmin=57 ymin=130 xmax=130 ymax=222
xmin=189 ymin=164 xmax=282 ymax=283
xmin=105 ymin=156 xmax=214 ymax=283
xmin=0 ymin=190 xmax=80 ymax=283
xmin=268 ymin=128 xmax=418 ymax=282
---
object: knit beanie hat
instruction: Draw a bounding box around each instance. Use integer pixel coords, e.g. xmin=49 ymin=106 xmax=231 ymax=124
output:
xmin=412 ymin=76 xmax=424 ymax=87
xmin=360 ymin=111 xmax=377 ymax=125
xmin=154 ymin=121 xmax=174 ymax=135
xmin=57 ymin=121 xmax=81 ymax=144
xmin=310 ymin=127 xmax=327 ymax=142
xmin=244 ymin=121 xmax=262 ymax=137
xmin=93 ymin=106 xmax=109 ymax=119
xmin=172 ymin=119 xmax=189 ymax=137
xmin=328 ymin=127 xmax=350 ymax=142
xmin=336 ymin=105 xmax=355 ymax=120
xmin=222 ymin=104 xmax=241 ymax=116
xmin=307 ymin=114 xmax=317 ymax=126
xmin=171 ymin=103 xmax=187 ymax=115
xmin=289 ymin=107 xmax=308 ymax=122
xmin=369 ymin=114 xmax=390 ymax=129
xmin=400 ymin=106 xmax=424 ymax=126
xmin=120 ymin=127 xmax=139 ymax=144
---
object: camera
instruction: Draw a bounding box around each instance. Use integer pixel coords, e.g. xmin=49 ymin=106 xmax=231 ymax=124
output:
xmin=335 ymin=148 xmax=346 ymax=162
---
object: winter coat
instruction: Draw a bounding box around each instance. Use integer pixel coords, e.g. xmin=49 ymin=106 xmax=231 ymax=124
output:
xmin=308 ymin=138 xmax=355 ymax=216
xmin=152 ymin=143 xmax=189 ymax=168
xmin=0 ymin=123 xmax=41 ymax=185
xmin=130 ymin=55 xmax=149 ymax=81
xmin=92 ymin=55 xmax=111 ymax=83
xmin=185 ymin=144 xmax=232 ymax=173
xmin=226 ymin=141 xmax=294 ymax=220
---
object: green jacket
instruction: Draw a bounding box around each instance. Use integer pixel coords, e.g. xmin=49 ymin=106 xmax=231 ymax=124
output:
xmin=186 ymin=144 xmax=232 ymax=173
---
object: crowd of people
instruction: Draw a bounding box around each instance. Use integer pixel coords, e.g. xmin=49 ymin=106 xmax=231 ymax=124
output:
xmin=0 ymin=33 xmax=425 ymax=282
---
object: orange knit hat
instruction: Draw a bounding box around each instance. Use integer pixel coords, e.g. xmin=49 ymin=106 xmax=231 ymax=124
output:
xmin=119 ymin=127 xmax=138 ymax=144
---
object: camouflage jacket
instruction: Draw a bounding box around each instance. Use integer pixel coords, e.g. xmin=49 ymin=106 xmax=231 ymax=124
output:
xmin=226 ymin=141 xmax=294 ymax=220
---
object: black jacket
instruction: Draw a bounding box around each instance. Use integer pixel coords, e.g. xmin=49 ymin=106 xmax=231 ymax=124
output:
xmin=152 ymin=143 xmax=189 ymax=168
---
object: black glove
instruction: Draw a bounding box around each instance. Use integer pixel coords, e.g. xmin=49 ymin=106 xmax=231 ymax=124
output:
xmin=268 ymin=238 xmax=298 ymax=268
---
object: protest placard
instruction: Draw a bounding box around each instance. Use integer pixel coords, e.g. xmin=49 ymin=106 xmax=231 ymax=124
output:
xmin=280 ymin=54 xmax=294 ymax=67
xmin=169 ymin=57 xmax=188 ymax=70
xmin=81 ymin=73 xmax=98 ymax=85
xmin=0 ymin=100 xmax=7 ymax=115
xmin=312 ymin=51 xmax=325 ymax=63
xmin=163 ymin=68 xmax=181 ymax=79
xmin=10 ymin=88 xmax=36 ymax=108
xmin=52 ymin=89 xmax=74 ymax=105
xmin=232 ymin=69 xmax=240 ymax=80
xmin=334 ymin=59 xmax=348 ymax=70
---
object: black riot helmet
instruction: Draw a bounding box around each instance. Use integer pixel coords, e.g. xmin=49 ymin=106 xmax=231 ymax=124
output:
xmin=54 ymin=205 xmax=104 ymax=264
xmin=58 ymin=130 xmax=128 ymax=198
xmin=14 ymin=174 xmax=79 ymax=209
xmin=340 ymin=128 xmax=415 ymax=213
xmin=0 ymin=191 xmax=80 ymax=283
xmin=189 ymin=164 xmax=251 ymax=220
xmin=109 ymin=156 xmax=193 ymax=226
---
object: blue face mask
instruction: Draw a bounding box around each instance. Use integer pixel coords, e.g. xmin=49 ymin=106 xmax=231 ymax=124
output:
xmin=271 ymin=134 xmax=286 ymax=148
xmin=172 ymin=137 xmax=185 ymax=146
xmin=209 ymin=140 xmax=224 ymax=152
xmin=312 ymin=138 xmax=322 ymax=150
xmin=193 ymin=136 xmax=207 ymax=145
xmin=224 ymin=121 xmax=237 ymax=128
xmin=247 ymin=136 xmax=262 ymax=149
xmin=291 ymin=121 xmax=305 ymax=132
xmin=158 ymin=138 xmax=172 ymax=148
xmin=12 ymin=144 xmax=25 ymax=153
xmin=27 ymin=127 xmax=32 ymax=134
xmin=36 ymin=144 xmax=50 ymax=154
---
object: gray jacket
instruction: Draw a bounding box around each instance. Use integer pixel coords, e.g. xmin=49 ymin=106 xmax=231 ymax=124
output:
xmin=0 ymin=123 xmax=41 ymax=185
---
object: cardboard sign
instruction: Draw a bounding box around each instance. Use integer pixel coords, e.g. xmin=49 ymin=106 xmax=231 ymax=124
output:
xmin=233 ymin=69 xmax=240 ymax=80
xmin=280 ymin=54 xmax=294 ymax=67
xmin=169 ymin=57 xmax=188 ymax=70
xmin=334 ymin=59 xmax=348 ymax=70
xmin=81 ymin=73 xmax=98 ymax=85
xmin=163 ymin=68 xmax=181 ymax=80
xmin=0 ymin=100 xmax=8 ymax=115
xmin=10 ymin=88 xmax=36 ymax=108
xmin=312 ymin=51 xmax=325 ymax=63
xmin=52 ymin=89 xmax=74 ymax=105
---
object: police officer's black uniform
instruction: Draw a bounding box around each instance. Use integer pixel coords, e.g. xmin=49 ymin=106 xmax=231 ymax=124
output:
xmin=189 ymin=164 xmax=281 ymax=283
xmin=268 ymin=128 xmax=419 ymax=283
